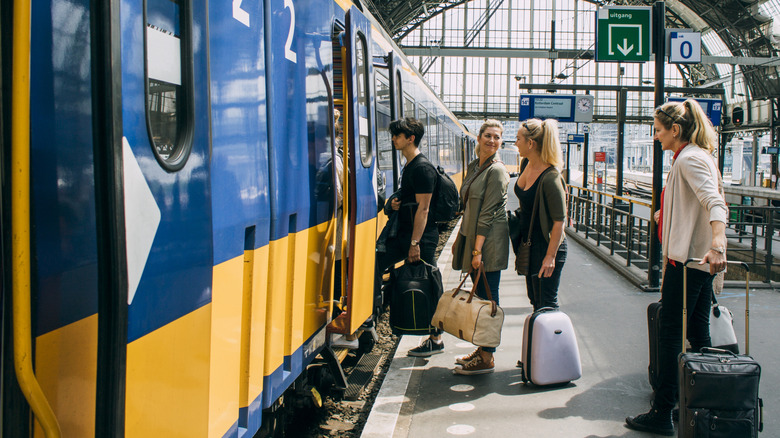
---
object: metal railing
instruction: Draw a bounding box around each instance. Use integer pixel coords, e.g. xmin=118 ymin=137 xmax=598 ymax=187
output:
xmin=567 ymin=186 xmax=653 ymax=274
xmin=567 ymin=186 xmax=780 ymax=286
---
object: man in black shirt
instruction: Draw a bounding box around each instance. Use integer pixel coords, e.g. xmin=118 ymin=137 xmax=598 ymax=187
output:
xmin=376 ymin=117 xmax=443 ymax=357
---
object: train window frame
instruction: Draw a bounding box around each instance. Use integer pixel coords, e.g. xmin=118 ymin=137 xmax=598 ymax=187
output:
xmin=395 ymin=71 xmax=403 ymax=118
xmin=403 ymin=93 xmax=415 ymax=119
xmin=418 ymin=106 xmax=428 ymax=155
xmin=143 ymin=0 xmax=195 ymax=172
xmin=354 ymin=31 xmax=373 ymax=168
xmin=374 ymin=67 xmax=392 ymax=172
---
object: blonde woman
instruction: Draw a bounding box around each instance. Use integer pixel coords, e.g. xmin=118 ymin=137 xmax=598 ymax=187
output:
xmin=513 ymin=118 xmax=567 ymax=311
xmin=625 ymin=99 xmax=727 ymax=436
xmin=451 ymin=119 xmax=510 ymax=375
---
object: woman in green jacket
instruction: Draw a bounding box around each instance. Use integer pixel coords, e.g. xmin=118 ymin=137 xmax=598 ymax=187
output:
xmin=514 ymin=118 xmax=567 ymax=311
xmin=451 ymin=119 xmax=510 ymax=375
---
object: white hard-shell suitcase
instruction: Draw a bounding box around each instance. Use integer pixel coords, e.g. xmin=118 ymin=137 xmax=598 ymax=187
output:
xmin=518 ymin=308 xmax=582 ymax=386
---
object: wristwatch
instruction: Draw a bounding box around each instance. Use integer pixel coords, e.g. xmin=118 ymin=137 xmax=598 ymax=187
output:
xmin=711 ymin=246 xmax=725 ymax=254
xmin=472 ymin=249 xmax=482 ymax=256
xmin=410 ymin=239 xmax=419 ymax=247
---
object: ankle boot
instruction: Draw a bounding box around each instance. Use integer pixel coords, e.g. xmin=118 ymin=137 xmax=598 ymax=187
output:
xmin=625 ymin=407 xmax=674 ymax=436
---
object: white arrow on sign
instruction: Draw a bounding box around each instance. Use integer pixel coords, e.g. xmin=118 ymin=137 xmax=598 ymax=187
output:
xmin=617 ymin=39 xmax=634 ymax=56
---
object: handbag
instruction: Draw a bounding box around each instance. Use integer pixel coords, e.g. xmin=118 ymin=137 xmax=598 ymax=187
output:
xmin=430 ymin=264 xmax=504 ymax=348
xmin=710 ymin=301 xmax=739 ymax=353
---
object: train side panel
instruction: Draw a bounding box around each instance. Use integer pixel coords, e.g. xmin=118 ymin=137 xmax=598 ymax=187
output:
xmin=119 ymin=0 xmax=214 ymax=433
xmin=206 ymin=0 xmax=272 ymax=435
xmin=28 ymin=0 xmax=99 ymax=433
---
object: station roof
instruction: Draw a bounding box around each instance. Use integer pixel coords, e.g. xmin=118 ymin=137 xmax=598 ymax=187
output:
xmin=363 ymin=0 xmax=780 ymax=99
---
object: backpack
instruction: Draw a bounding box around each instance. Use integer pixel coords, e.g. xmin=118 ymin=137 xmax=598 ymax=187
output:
xmin=432 ymin=165 xmax=460 ymax=224
xmin=388 ymin=261 xmax=443 ymax=335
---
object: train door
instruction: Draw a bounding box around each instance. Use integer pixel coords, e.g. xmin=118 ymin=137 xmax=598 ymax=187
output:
xmin=330 ymin=6 xmax=378 ymax=333
xmin=119 ymin=0 xmax=214 ymax=434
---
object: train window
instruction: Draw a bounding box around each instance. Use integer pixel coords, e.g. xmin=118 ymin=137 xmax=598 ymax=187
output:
xmin=145 ymin=0 xmax=194 ymax=171
xmin=375 ymin=69 xmax=392 ymax=171
xmin=403 ymin=94 xmax=415 ymax=118
xmin=395 ymin=71 xmax=403 ymax=118
xmin=418 ymin=107 xmax=428 ymax=155
xmin=429 ymin=111 xmax=438 ymax=165
xmin=355 ymin=33 xmax=372 ymax=168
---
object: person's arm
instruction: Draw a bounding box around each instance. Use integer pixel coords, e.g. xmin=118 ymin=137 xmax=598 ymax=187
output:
xmin=408 ymin=192 xmax=432 ymax=262
xmin=700 ymin=220 xmax=727 ymax=274
xmin=471 ymin=235 xmax=486 ymax=270
xmin=539 ymin=220 xmax=564 ymax=277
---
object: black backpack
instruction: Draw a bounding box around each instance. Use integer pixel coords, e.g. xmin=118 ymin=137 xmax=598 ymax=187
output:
xmin=432 ymin=165 xmax=460 ymax=224
xmin=388 ymin=261 xmax=443 ymax=335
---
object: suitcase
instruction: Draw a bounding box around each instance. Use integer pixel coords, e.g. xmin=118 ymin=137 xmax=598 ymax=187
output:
xmin=678 ymin=260 xmax=763 ymax=438
xmin=648 ymin=301 xmax=662 ymax=391
xmin=648 ymin=296 xmax=739 ymax=391
xmin=518 ymin=307 xmax=581 ymax=386
xmin=388 ymin=261 xmax=443 ymax=335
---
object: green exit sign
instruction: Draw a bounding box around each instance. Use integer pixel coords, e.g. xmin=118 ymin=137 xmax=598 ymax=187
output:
xmin=596 ymin=6 xmax=652 ymax=62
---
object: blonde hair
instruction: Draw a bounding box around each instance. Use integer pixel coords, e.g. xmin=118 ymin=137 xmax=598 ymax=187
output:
xmin=475 ymin=119 xmax=504 ymax=155
xmin=521 ymin=118 xmax=562 ymax=168
xmin=654 ymin=99 xmax=717 ymax=154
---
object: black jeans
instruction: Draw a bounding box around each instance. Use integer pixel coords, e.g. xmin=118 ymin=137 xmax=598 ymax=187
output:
xmin=654 ymin=261 xmax=713 ymax=411
xmin=470 ymin=270 xmax=502 ymax=353
xmin=526 ymin=239 xmax=567 ymax=311
xmin=375 ymin=231 xmax=441 ymax=335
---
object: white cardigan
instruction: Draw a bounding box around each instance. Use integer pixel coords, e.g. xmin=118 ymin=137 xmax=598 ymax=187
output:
xmin=661 ymin=144 xmax=728 ymax=272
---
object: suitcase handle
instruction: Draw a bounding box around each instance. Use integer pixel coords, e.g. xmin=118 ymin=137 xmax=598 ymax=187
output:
xmin=699 ymin=347 xmax=738 ymax=357
xmin=683 ymin=259 xmax=750 ymax=355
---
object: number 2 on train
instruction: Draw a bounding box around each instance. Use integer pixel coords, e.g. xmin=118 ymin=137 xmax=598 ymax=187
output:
xmin=284 ymin=0 xmax=297 ymax=63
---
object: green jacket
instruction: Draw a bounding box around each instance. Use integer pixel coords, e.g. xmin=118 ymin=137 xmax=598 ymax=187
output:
xmin=519 ymin=159 xmax=567 ymax=245
xmin=452 ymin=156 xmax=510 ymax=272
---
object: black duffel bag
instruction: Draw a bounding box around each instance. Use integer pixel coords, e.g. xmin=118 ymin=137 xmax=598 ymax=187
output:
xmin=388 ymin=261 xmax=443 ymax=335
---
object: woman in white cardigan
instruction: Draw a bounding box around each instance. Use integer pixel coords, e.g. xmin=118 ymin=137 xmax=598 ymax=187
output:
xmin=626 ymin=99 xmax=727 ymax=436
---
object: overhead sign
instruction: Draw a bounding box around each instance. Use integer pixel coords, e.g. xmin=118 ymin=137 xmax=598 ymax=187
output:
xmin=567 ymin=134 xmax=585 ymax=143
xmin=519 ymin=94 xmax=593 ymax=123
xmin=667 ymin=97 xmax=723 ymax=126
xmin=596 ymin=6 xmax=652 ymax=62
xmin=668 ymin=30 xmax=701 ymax=64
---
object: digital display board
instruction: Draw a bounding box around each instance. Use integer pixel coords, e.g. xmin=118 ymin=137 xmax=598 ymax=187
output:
xmin=519 ymin=94 xmax=593 ymax=123
xmin=667 ymin=97 xmax=722 ymax=126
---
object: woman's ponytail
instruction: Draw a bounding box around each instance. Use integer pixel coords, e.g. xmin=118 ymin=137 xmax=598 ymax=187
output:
xmin=683 ymin=99 xmax=717 ymax=154
xmin=540 ymin=119 xmax=563 ymax=168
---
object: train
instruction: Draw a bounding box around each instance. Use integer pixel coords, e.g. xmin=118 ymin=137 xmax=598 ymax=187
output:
xmin=2 ymin=0 xmax=521 ymax=436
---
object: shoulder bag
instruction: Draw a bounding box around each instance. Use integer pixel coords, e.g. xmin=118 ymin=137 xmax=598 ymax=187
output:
xmin=515 ymin=166 xmax=554 ymax=276
xmin=430 ymin=264 xmax=504 ymax=348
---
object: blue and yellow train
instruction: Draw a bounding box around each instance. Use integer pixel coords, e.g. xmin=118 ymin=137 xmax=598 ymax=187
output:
xmin=1 ymin=0 xmax=525 ymax=436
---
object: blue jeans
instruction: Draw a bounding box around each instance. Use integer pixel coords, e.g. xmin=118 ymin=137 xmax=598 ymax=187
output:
xmin=470 ymin=270 xmax=501 ymax=353
xmin=654 ymin=261 xmax=713 ymax=411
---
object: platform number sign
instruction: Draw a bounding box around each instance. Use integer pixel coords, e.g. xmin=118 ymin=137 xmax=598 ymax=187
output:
xmin=668 ymin=31 xmax=701 ymax=64
xmin=596 ymin=6 xmax=652 ymax=62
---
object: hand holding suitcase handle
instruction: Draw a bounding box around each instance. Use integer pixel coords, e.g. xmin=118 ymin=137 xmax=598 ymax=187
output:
xmin=683 ymin=259 xmax=750 ymax=355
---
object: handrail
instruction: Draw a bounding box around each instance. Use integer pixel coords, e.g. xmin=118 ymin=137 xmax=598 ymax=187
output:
xmin=11 ymin=0 xmax=62 ymax=435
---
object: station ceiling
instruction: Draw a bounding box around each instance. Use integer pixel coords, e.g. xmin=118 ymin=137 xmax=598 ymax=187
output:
xmin=363 ymin=0 xmax=780 ymax=99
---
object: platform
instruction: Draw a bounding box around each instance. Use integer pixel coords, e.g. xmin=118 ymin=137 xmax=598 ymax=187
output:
xmin=363 ymin=229 xmax=780 ymax=437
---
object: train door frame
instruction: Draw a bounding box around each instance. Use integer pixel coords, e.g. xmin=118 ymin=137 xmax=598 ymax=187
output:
xmin=388 ymin=53 xmax=404 ymax=191
xmin=341 ymin=6 xmax=378 ymax=331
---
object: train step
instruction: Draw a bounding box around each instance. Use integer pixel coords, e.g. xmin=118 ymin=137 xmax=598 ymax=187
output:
xmin=344 ymin=352 xmax=383 ymax=401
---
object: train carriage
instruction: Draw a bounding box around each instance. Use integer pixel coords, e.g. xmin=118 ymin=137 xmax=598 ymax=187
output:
xmin=1 ymin=0 xmax=513 ymax=436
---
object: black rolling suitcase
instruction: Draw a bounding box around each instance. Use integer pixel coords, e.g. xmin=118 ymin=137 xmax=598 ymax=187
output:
xmin=678 ymin=260 xmax=763 ymax=437
xmin=647 ymin=301 xmax=662 ymax=391
xmin=388 ymin=261 xmax=443 ymax=335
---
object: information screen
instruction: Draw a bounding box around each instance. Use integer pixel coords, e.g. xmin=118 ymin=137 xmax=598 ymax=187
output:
xmin=533 ymin=98 xmax=572 ymax=119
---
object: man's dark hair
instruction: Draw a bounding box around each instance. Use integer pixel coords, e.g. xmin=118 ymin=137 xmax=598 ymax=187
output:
xmin=389 ymin=117 xmax=425 ymax=146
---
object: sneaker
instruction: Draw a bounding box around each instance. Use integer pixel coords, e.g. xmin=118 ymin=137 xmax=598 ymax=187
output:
xmin=455 ymin=348 xmax=481 ymax=366
xmin=453 ymin=355 xmax=495 ymax=375
xmin=625 ymin=408 xmax=674 ymax=436
xmin=407 ymin=338 xmax=444 ymax=357
xmin=331 ymin=334 xmax=359 ymax=350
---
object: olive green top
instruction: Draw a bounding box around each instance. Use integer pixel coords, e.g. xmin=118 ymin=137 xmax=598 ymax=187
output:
xmin=452 ymin=155 xmax=510 ymax=272
xmin=520 ymin=159 xmax=567 ymax=245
